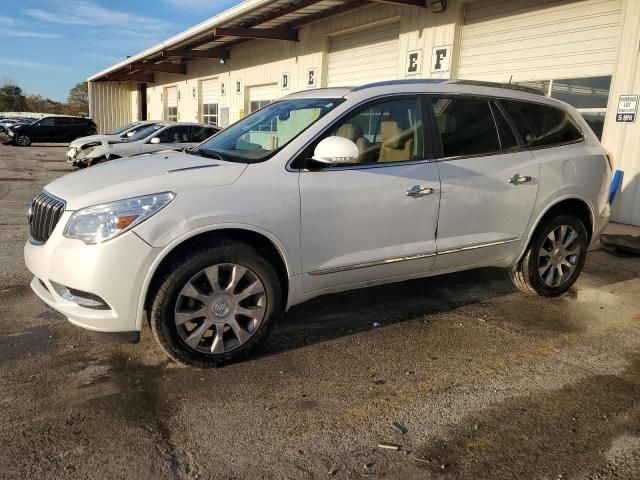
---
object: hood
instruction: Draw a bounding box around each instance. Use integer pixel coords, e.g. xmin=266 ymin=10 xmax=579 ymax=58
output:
xmin=45 ymin=150 xmax=248 ymax=210
xmin=69 ymin=134 xmax=121 ymax=147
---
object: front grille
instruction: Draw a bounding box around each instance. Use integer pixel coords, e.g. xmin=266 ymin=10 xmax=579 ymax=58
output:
xmin=29 ymin=191 xmax=66 ymax=243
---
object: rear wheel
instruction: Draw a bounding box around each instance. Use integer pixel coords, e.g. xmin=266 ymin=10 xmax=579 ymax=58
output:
xmin=14 ymin=133 xmax=31 ymax=146
xmin=150 ymin=241 xmax=282 ymax=368
xmin=511 ymin=214 xmax=588 ymax=297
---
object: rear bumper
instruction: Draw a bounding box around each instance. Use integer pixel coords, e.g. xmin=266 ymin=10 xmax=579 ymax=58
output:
xmin=589 ymin=191 xmax=610 ymax=249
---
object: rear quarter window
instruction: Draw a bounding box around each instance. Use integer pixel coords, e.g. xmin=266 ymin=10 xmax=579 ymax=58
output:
xmin=431 ymin=97 xmax=501 ymax=157
xmin=499 ymin=100 xmax=583 ymax=148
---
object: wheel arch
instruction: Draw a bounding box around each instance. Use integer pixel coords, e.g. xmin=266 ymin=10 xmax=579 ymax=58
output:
xmin=137 ymin=225 xmax=292 ymax=330
xmin=516 ymin=195 xmax=595 ymax=263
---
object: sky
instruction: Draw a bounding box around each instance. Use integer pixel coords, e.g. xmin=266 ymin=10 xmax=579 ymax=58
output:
xmin=0 ymin=0 xmax=241 ymax=101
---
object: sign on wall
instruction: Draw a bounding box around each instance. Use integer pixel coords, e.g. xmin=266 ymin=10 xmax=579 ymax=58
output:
xmin=406 ymin=50 xmax=422 ymax=76
xmin=616 ymin=94 xmax=638 ymax=123
xmin=282 ymin=73 xmax=290 ymax=90
xmin=220 ymin=82 xmax=226 ymax=96
xmin=236 ymin=80 xmax=242 ymax=94
xmin=431 ymin=45 xmax=451 ymax=73
xmin=306 ymin=68 xmax=317 ymax=88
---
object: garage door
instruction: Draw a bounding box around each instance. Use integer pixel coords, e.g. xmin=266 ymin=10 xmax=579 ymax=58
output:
xmin=248 ymin=84 xmax=278 ymax=113
xmin=459 ymin=0 xmax=623 ymax=82
xmin=165 ymin=86 xmax=178 ymax=121
xmin=201 ymin=79 xmax=219 ymax=125
xmin=327 ymin=23 xmax=399 ymax=88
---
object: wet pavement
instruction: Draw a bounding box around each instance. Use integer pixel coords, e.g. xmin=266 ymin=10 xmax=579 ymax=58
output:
xmin=1 ymin=145 xmax=639 ymax=479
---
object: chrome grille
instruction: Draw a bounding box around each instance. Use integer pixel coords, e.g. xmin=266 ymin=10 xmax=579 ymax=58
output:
xmin=29 ymin=191 xmax=66 ymax=243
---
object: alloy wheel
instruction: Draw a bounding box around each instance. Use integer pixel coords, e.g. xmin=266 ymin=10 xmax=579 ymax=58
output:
xmin=16 ymin=134 xmax=30 ymax=146
xmin=174 ymin=263 xmax=267 ymax=354
xmin=537 ymin=225 xmax=581 ymax=288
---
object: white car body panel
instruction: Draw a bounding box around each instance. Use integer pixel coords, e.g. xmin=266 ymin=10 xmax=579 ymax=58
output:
xmin=66 ymin=121 xmax=158 ymax=161
xmin=24 ymin=81 xmax=612 ymax=336
xmin=299 ymin=162 xmax=440 ymax=292
xmin=433 ymin=150 xmax=539 ymax=270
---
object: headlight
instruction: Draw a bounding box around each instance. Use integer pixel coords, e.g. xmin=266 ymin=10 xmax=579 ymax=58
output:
xmin=77 ymin=146 xmax=97 ymax=159
xmin=64 ymin=192 xmax=175 ymax=244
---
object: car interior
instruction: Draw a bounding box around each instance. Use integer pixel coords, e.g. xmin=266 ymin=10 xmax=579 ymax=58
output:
xmin=330 ymin=99 xmax=423 ymax=164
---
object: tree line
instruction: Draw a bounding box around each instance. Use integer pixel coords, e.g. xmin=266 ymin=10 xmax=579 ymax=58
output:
xmin=0 ymin=78 xmax=89 ymax=116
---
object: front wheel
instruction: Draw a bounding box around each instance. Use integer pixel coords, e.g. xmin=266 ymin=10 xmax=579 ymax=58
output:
xmin=150 ymin=241 xmax=282 ymax=368
xmin=14 ymin=133 xmax=32 ymax=146
xmin=511 ymin=214 xmax=588 ymax=297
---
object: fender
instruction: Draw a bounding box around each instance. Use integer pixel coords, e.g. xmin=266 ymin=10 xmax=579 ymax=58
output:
xmin=515 ymin=193 xmax=596 ymax=264
xmin=134 ymin=222 xmax=294 ymax=330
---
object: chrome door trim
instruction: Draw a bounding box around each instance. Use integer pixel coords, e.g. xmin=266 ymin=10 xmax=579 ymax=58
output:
xmin=308 ymin=251 xmax=437 ymax=276
xmin=437 ymin=237 xmax=520 ymax=255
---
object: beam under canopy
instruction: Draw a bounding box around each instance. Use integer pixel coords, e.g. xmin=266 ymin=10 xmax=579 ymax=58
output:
xmin=104 ymin=73 xmax=155 ymax=82
xmin=367 ymin=0 xmax=426 ymax=6
xmin=162 ymin=48 xmax=230 ymax=59
xmin=129 ymin=62 xmax=187 ymax=74
xmin=289 ymin=0 xmax=369 ymax=27
xmin=213 ymin=27 xmax=298 ymax=41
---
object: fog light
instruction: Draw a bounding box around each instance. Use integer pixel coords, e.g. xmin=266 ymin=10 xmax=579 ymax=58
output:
xmin=50 ymin=281 xmax=110 ymax=310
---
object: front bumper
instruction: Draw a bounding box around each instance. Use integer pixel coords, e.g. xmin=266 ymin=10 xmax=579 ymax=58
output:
xmin=24 ymin=218 xmax=161 ymax=333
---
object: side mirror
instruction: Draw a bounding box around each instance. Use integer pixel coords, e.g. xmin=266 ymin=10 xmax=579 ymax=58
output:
xmin=312 ymin=136 xmax=359 ymax=164
xmin=150 ymin=137 xmax=161 ymax=144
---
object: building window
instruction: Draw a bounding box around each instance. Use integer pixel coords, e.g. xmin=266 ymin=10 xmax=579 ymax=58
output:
xmin=166 ymin=106 xmax=178 ymax=122
xmin=202 ymin=103 xmax=219 ymax=126
xmin=250 ymin=99 xmax=275 ymax=132
xmin=517 ymin=76 xmax=612 ymax=140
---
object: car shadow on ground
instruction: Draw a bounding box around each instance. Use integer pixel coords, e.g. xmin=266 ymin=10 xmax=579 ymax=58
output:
xmin=258 ymin=267 xmax=518 ymax=357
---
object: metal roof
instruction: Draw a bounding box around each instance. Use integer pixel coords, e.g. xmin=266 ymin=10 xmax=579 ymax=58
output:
xmin=88 ymin=0 xmax=371 ymax=82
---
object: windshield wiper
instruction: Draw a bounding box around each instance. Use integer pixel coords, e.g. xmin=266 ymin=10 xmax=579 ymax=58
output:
xmin=192 ymin=148 xmax=226 ymax=161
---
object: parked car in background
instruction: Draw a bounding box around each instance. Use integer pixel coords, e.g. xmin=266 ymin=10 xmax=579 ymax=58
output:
xmin=8 ymin=116 xmax=97 ymax=146
xmin=67 ymin=120 xmax=159 ymax=164
xmin=74 ymin=122 xmax=220 ymax=167
xmin=24 ymin=80 xmax=611 ymax=367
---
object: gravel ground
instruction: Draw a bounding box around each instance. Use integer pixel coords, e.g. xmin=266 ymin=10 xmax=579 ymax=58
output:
xmin=1 ymin=144 xmax=640 ymax=479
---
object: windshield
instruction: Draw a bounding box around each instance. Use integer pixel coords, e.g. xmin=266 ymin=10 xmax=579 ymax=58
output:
xmin=109 ymin=122 xmax=138 ymax=135
xmin=128 ymin=124 xmax=163 ymax=142
xmin=192 ymin=98 xmax=343 ymax=163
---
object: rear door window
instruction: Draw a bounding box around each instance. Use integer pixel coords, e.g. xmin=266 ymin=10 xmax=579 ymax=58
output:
xmin=491 ymin=102 xmax=519 ymax=150
xmin=156 ymin=126 xmax=190 ymax=143
xmin=54 ymin=117 xmax=73 ymax=127
xmin=190 ymin=126 xmax=216 ymax=143
xmin=498 ymin=100 xmax=583 ymax=148
xmin=431 ymin=97 xmax=500 ymax=157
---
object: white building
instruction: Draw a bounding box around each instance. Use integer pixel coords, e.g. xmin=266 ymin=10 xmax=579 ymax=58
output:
xmin=88 ymin=0 xmax=640 ymax=226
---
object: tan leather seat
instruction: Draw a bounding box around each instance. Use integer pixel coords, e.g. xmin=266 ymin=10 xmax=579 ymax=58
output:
xmin=378 ymin=120 xmax=415 ymax=163
xmin=336 ymin=123 xmax=370 ymax=163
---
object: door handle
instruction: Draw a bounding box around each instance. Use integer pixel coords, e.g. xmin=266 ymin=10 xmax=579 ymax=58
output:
xmin=508 ymin=174 xmax=532 ymax=185
xmin=406 ymin=185 xmax=435 ymax=197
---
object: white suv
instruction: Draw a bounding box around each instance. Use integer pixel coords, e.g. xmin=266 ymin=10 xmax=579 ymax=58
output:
xmin=24 ymin=80 xmax=611 ymax=367
xmin=66 ymin=120 xmax=159 ymax=164
xmin=72 ymin=122 xmax=220 ymax=167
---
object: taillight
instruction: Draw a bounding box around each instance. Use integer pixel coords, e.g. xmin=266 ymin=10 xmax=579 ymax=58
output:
xmin=605 ymin=150 xmax=614 ymax=170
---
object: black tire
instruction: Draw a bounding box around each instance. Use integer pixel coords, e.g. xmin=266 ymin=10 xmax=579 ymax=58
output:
xmin=511 ymin=214 xmax=588 ymax=297
xmin=150 ymin=240 xmax=282 ymax=368
xmin=14 ymin=133 xmax=31 ymax=146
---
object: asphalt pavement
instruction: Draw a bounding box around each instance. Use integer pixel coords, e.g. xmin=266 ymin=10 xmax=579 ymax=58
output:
xmin=1 ymin=144 xmax=639 ymax=479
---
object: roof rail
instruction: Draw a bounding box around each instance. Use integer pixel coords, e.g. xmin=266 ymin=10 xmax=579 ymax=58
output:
xmin=446 ymin=79 xmax=546 ymax=96
xmin=351 ymin=79 xmax=446 ymax=92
